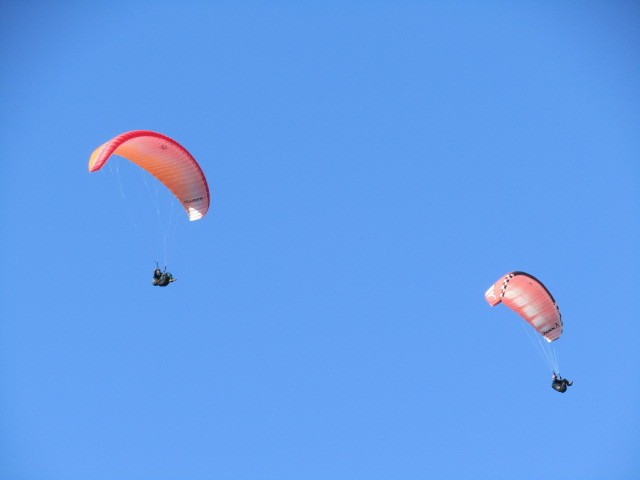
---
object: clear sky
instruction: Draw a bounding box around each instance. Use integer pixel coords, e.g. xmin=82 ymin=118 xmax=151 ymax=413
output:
xmin=1 ymin=1 xmax=639 ymax=479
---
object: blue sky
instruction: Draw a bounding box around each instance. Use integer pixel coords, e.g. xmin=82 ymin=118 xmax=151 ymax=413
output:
xmin=1 ymin=1 xmax=639 ymax=479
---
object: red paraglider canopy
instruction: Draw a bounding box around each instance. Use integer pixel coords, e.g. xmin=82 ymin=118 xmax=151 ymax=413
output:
xmin=89 ymin=130 xmax=209 ymax=221
xmin=485 ymin=271 xmax=563 ymax=342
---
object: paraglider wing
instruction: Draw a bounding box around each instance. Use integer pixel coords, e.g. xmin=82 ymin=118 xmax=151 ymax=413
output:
xmin=88 ymin=130 xmax=209 ymax=221
xmin=485 ymin=271 xmax=563 ymax=342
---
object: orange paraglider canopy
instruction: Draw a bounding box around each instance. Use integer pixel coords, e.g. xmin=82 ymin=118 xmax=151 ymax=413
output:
xmin=89 ymin=130 xmax=209 ymax=221
xmin=485 ymin=271 xmax=563 ymax=342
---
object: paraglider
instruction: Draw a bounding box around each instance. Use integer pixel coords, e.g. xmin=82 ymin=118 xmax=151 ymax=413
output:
xmin=551 ymin=373 xmax=573 ymax=393
xmin=88 ymin=131 xmax=209 ymax=285
xmin=152 ymin=267 xmax=176 ymax=287
xmin=485 ymin=271 xmax=573 ymax=393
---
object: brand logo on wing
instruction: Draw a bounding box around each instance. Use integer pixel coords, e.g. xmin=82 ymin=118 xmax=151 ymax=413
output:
xmin=184 ymin=197 xmax=203 ymax=204
xmin=541 ymin=322 xmax=561 ymax=336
